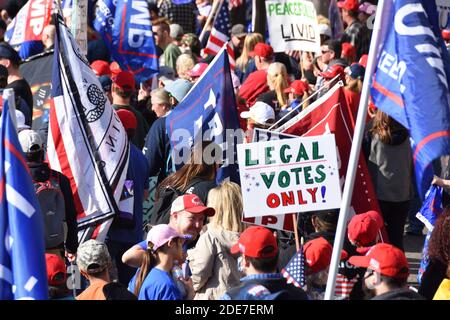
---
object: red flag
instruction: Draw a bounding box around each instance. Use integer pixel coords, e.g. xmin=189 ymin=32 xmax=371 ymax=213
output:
xmin=278 ymin=84 xmax=381 ymax=217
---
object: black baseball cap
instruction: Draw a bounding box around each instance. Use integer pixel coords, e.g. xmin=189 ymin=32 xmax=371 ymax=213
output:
xmin=0 ymin=43 xmax=20 ymax=65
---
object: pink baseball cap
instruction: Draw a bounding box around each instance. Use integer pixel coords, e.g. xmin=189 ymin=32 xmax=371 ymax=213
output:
xmin=146 ymin=224 xmax=191 ymax=252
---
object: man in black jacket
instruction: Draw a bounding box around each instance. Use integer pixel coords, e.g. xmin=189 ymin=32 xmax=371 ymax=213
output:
xmin=18 ymin=129 xmax=78 ymax=261
xmin=349 ymin=243 xmax=424 ymax=300
xmin=222 ymin=226 xmax=308 ymax=300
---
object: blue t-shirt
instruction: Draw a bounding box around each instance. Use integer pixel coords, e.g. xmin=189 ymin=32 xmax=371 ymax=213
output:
xmin=128 ymin=268 xmax=182 ymax=300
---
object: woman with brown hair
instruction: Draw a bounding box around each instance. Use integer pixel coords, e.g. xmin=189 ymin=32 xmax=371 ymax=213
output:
xmin=149 ymin=141 xmax=218 ymax=225
xmin=364 ymin=110 xmax=414 ymax=251
xmin=235 ymin=33 xmax=264 ymax=83
xmin=419 ymin=208 xmax=450 ymax=299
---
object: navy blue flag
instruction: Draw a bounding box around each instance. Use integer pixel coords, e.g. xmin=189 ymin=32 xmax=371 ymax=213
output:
xmin=165 ymin=46 xmax=241 ymax=183
xmin=94 ymin=0 xmax=159 ymax=83
xmin=416 ymin=184 xmax=443 ymax=284
xmin=371 ymin=0 xmax=450 ymax=198
xmin=0 ymin=97 xmax=48 ymax=300
xmin=282 ymin=244 xmax=306 ymax=289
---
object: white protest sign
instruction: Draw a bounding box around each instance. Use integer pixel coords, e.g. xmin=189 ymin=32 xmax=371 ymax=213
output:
xmin=243 ymin=213 xmax=295 ymax=232
xmin=237 ymin=135 xmax=341 ymax=218
xmin=265 ymin=0 xmax=320 ymax=53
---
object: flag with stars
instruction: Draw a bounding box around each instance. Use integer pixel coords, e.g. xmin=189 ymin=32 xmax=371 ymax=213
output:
xmin=0 ymin=93 xmax=48 ymax=300
xmin=166 ymin=45 xmax=240 ymax=184
xmin=282 ymin=244 xmax=306 ymax=289
xmin=204 ymin=0 xmax=236 ymax=69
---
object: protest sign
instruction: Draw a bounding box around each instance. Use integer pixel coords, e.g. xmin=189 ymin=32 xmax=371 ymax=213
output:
xmin=237 ymin=135 xmax=341 ymax=218
xmin=265 ymin=0 xmax=320 ymax=53
xmin=243 ymin=213 xmax=295 ymax=232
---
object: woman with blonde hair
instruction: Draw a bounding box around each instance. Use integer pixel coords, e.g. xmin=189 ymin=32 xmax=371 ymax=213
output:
xmin=187 ymin=181 xmax=245 ymax=300
xmin=150 ymin=88 xmax=172 ymax=118
xmin=176 ymin=53 xmax=195 ymax=80
xmin=235 ymin=32 xmax=264 ymax=82
xmin=256 ymin=62 xmax=289 ymax=114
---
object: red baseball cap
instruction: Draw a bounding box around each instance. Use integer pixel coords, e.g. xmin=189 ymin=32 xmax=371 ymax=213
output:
xmin=342 ymin=42 xmax=356 ymax=59
xmin=45 ymin=253 xmax=67 ymax=286
xmin=109 ymin=61 xmax=122 ymax=76
xmin=442 ymin=29 xmax=450 ymax=41
xmin=116 ymin=109 xmax=137 ymax=130
xmin=187 ymin=63 xmax=209 ymax=78
xmin=170 ymin=194 xmax=215 ymax=217
xmin=112 ymin=71 xmax=136 ymax=91
xmin=337 ymin=0 xmax=359 ymax=11
xmin=231 ymin=226 xmax=278 ymax=258
xmin=347 ymin=211 xmax=380 ymax=247
xmin=249 ymin=43 xmax=274 ymax=59
xmin=283 ymin=80 xmax=308 ymax=95
xmin=349 ymin=243 xmax=410 ymax=279
xmin=90 ymin=60 xmax=111 ymax=77
xmin=303 ymin=237 xmax=348 ymax=275
xmin=359 ymin=54 xmax=369 ymax=68
xmin=319 ymin=65 xmax=345 ymax=80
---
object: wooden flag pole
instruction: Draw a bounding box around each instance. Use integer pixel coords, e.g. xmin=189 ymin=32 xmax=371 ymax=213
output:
xmin=199 ymin=0 xmax=222 ymax=43
xmin=292 ymin=214 xmax=300 ymax=252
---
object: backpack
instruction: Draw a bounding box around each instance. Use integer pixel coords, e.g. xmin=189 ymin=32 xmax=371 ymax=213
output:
xmin=148 ymin=178 xmax=203 ymax=226
xmin=33 ymin=173 xmax=67 ymax=249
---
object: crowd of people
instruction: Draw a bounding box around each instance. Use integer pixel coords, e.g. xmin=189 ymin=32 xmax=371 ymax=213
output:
xmin=0 ymin=0 xmax=449 ymax=301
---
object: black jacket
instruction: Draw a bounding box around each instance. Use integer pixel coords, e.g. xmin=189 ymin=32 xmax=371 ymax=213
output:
xmin=29 ymin=162 xmax=78 ymax=254
xmin=371 ymin=288 xmax=425 ymax=300
xmin=418 ymin=259 xmax=448 ymax=300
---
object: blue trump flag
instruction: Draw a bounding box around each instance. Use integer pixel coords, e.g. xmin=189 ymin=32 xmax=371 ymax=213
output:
xmin=371 ymin=0 xmax=450 ymax=198
xmin=94 ymin=0 xmax=159 ymax=83
xmin=0 ymin=98 xmax=48 ymax=300
xmin=166 ymin=47 xmax=241 ymax=183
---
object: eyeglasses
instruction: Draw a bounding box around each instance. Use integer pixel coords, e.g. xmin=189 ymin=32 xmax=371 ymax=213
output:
xmin=364 ymin=269 xmax=375 ymax=280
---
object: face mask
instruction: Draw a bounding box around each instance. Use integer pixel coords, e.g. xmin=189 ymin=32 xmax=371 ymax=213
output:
xmin=237 ymin=256 xmax=244 ymax=273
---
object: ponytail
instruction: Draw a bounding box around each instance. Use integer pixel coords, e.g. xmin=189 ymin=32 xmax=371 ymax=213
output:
xmin=274 ymin=73 xmax=288 ymax=108
xmin=133 ymin=249 xmax=157 ymax=296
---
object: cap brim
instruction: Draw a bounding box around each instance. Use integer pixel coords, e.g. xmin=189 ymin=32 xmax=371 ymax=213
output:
xmin=230 ymin=243 xmax=240 ymax=254
xmin=348 ymin=255 xmax=370 ymax=268
xmin=240 ymin=111 xmax=252 ymax=119
xmin=356 ymin=246 xmax=372 ymax=255
xmin=185 ymin=206 xmax=216 ymax=217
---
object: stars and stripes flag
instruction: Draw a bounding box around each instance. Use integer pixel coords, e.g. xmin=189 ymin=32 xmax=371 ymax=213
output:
xmin=47 ymin=14 xmax=129 ymax=244
xmin=0 ymin=92 xmax=48 ymax=300
xmin=282 ymin=244 xmax=306 ymax=289
xmin=204 ymin=0 xmax=235 ymax=70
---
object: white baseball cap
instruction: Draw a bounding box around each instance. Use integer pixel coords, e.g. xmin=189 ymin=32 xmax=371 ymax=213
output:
xmin=240 ymin=101 xmax=275 ymax=125
xmin=18 ymin=129 xmax=43 ymax=153
xmin=15 ymin=110 xmax=30 ymax=131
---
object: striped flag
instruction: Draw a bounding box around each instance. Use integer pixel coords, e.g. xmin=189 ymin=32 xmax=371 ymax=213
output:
xmin=47 ymin=14 xmax=129 ymax=244
xmin=282 ymin=244 xmax=306 ymax=289
xmin=204 ymin=0 xmax=235 ymax=69
xmin=0 ymin=93 xmax=48 ymax=300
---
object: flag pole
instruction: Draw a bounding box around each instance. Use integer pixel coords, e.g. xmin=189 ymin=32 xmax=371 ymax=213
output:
xmin=3 ymin=88 xmax=17 ymax=131
xmin=292 ymin=214 xmax=300 ymax=251
xmin=199 ymin=0 xmax=222 ymax=43
xmin=324 ymin=0 xmax=386 ymax=300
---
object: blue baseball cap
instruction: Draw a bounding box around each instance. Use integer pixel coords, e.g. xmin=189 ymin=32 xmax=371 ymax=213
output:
xmin=164 ymin=79 xmax=193 ymax=102
xmin=346 ymin=63 xmax=365 ymax=80
xmin=98 ymin=75 xmax=112 ymax=92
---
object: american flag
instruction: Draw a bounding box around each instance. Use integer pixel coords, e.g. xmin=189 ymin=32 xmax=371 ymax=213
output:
xmin=204 ymin=0 xmax=235 ymax=69
xmin=282 ymin=244 xmax=306 ymax=289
